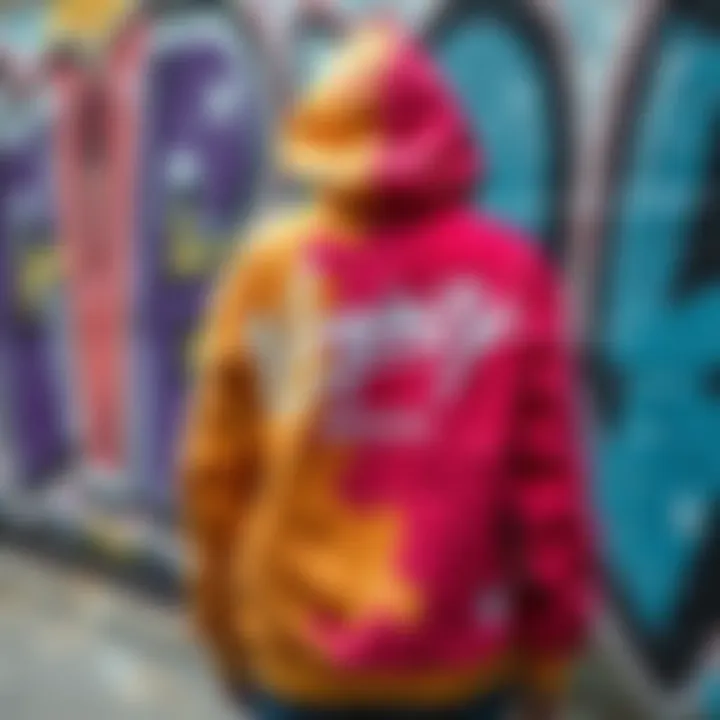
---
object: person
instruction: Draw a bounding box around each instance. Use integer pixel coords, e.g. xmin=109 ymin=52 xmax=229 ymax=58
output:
xmin=180 ymin=23 xmax=594 ymax=720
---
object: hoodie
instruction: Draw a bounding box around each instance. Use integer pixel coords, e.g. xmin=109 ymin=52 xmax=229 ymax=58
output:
xmin=181 ymin=25 xmax=593 ymax=707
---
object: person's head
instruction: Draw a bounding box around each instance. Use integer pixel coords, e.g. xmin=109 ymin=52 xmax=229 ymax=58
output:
xmin=280 ymin=24 xmax=480 ymax=221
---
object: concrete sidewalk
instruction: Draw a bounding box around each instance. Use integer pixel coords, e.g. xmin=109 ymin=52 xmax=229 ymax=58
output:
xmin=0 ymin=548 xmax=239 ymax=720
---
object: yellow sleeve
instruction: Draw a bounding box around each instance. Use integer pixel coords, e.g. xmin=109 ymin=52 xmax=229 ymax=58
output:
xmin=179 ymin=237 xmax=262 ymax=682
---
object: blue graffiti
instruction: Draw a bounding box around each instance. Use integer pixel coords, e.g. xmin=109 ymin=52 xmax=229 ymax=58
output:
xmin=435 ymin=17 xmax=555 ymax=236
xmin=593 ymin=11 xmax=720 ymax=687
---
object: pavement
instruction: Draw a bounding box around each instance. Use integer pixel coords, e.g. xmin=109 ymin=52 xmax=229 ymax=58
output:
xmin=0 ymin=547 xmax=240 ymax=720
xmin=0 ymin=545 xmax=647 ymax=720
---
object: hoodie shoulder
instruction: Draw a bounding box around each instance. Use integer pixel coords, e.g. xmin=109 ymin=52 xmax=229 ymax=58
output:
xmin=475 ymin=213 xmax=547 ymax=263
xmin=458 ymin=211 xmax=558 ymax=286
xmin=231 ymin=207 xmax=318 ymax=276
xmin=238 ymin=206 xmax=318 ymax=264
xmin=213 ymin=206 xmax=322 ymax=314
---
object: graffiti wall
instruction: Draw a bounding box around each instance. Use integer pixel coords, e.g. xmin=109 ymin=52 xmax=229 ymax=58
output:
xmin=586 ymin=0 xmax=720 ymax=716
xmin=0 ymin=0 xmax=719 ymax=715
xmin=130 ymin=10 xmax=265 ymax=512
xmin=0 ymin=87 xmax=69 ymax=487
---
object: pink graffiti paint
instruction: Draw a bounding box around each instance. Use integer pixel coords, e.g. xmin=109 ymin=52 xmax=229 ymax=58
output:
xmin=51 ymin=17 xmax=149 ymax=474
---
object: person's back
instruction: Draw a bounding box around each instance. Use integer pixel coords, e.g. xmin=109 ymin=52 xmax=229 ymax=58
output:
xmin=181 ymin=24 xmax=594 ymax=720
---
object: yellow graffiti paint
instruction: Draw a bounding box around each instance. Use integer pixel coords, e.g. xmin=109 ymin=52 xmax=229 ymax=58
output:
xmin=49 ymin=0 xmax=132 ymax=46
xmin=166 ymin=212 xmax=228 ymax=279
xmin=19 ymin=246 xmax=58 ymax=315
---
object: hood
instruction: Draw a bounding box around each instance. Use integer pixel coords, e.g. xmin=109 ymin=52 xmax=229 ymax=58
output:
xmin=280 ymin=25 xmax=480 ymax=219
